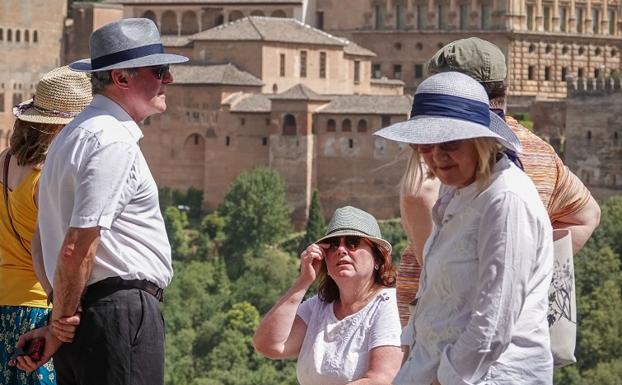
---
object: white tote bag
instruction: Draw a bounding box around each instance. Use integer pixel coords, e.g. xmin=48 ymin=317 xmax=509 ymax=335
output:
xmin=548 ymin=229 xmax=577 ymax=367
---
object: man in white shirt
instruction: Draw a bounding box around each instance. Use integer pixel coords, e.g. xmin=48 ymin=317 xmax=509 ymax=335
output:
xmin=15 ymin=18 xmax=188 ymax=385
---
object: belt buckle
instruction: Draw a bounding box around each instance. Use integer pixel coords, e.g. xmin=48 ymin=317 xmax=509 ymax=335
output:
xmin=155 ymin=287 xmax=164 ymax=302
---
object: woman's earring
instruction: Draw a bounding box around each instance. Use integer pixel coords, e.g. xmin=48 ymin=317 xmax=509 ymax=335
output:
xmin=374 ymin=265 xmax=379 ymax=270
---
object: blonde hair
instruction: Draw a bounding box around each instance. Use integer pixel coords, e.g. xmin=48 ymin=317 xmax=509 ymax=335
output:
xmin=400 ymin=138 xmax=503 ymax=195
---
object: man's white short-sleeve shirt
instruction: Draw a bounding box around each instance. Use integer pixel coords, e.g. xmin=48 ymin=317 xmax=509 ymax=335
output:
xmin=38 ymin=95 xmax=172 ymax=288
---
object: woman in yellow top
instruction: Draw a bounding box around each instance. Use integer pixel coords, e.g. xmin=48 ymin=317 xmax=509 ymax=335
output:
xmin=1 ymin=66 xmax=92 ymax=385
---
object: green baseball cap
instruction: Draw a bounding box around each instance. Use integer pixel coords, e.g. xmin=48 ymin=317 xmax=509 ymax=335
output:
xmin=427 ymin=37 xmax=507 ymax=82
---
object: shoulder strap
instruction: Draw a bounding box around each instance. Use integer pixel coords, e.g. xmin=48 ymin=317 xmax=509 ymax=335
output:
xmin=3 ymin=152 xmax=30 ymax=254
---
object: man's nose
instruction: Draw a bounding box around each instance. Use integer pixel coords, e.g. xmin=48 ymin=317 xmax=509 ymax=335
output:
xmin=162 ymin=69 xmax=173 ymax=84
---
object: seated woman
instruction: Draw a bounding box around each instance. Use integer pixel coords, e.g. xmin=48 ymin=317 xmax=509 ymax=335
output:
xmin=253 ymin=206 xmax=403 ymax=385
xmin=375 ymin=71 xmax=554 ymax=385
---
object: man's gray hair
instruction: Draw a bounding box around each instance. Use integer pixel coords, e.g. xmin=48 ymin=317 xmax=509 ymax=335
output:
xmin=91 ymin=68 xmax=139 ymax=94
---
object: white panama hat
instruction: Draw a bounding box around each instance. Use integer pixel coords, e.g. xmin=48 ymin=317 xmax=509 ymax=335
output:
xmin=374 ymin=71 xmax=522 ymax=154
xmin=69 ymin=18 xmax=188 ymax=72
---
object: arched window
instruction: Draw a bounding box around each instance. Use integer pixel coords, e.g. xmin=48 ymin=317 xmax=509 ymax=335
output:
xmin=161 ymin=11 xmax=178 ymax=35
xmin=229 ymin=10 xmax=244 ymax=21
xmin=357 ymin=119 xmax=368 ymax=132
xmin=251 ymin=10 xmax=265 ymax=16
xmin=342 ymin=118 xmax=352 ymax=132
xmin=271 ymin=10 xmax=287 ymax=18
xmin=185 ymin=133 xmax=204 ymax=147
xmin=327 ymin=119 xmax=336 ymax=132
xmin=0 ymin=28 xmax=3 ymax=41
xmin=181 ymin=11 xmax=199 ymax=34
xmin=283 ymin=114 xmax=297 ymax=135
xmin=33 ymin=30 xmax=37 ymax=43
xmin=142 ymin=10 xmax=157 ymax=24
xmin=15 ymin=30 xmax=20 ymax=43
xmin=7 ymin=29 xmax=12 ymax=42
xmin=587 ymin=130 xmax=592 ymax=140
xmin=24 ymin=30 xmax=29 ymax=42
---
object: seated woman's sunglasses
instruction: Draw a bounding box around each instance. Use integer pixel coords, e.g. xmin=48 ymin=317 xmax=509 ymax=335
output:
xmin=324 ymin=236 xmax=372 ymax=252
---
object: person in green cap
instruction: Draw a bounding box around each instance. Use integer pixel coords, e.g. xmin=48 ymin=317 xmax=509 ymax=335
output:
xmin=253 ymin=206 xmax=403 ymax=385
xmin=395 ymin=37 xmax=601 ymax=329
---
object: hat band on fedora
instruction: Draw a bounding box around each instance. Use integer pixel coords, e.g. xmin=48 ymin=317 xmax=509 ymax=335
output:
xmin=326 ymin=228 xmax=372 ymax=237
xmin=410 ymin=93 xmax=490 ymax=126
xmin=91 ymin=43 xmax=164 ymax=70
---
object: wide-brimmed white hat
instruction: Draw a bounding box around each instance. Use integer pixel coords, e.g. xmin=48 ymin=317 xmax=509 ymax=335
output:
xmin=69 ymin=18 xmax=188 ymax=72
xmin=374 ymin=71 xmax=522 ymax=153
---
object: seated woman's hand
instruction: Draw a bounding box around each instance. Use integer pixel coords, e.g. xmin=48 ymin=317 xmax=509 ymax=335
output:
xmin=298 ymin=243 xmax=327 ymax=287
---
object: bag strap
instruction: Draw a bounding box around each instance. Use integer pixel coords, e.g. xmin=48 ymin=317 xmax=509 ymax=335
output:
xmin=3 ymin=152 xmax=30 ymax=254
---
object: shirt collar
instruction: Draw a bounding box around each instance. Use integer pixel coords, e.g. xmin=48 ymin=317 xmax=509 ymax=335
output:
xmin=90 ymin=95 xmax=144 ymax=142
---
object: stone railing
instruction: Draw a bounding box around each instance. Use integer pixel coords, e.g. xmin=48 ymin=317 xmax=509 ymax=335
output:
xmin=566 ymin=76 xmax=622 ymax=97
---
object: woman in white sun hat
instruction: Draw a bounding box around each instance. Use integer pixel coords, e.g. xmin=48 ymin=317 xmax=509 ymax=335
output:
xmin=375 ymin=71 xmax=553 ymax=385
xmin=1 ymin=66 xmax=92 ymax=385
xmin=253 ymin=206 xmax=403 ymax=385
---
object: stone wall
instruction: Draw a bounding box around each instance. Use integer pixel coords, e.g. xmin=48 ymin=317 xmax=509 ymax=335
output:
xmin=0 ymin=0 xmax=68 ymax=151
xmin=564 ymin=76 xmax=622 ymax=199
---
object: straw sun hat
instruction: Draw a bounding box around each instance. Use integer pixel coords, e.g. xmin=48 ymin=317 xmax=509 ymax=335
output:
xmin=315 ymin=206 xmax=392 ymax=258
xmin=374 ymin=71 xmax=522 ymax=153
xmin=13 ymin=66 xmax=93 ymax=125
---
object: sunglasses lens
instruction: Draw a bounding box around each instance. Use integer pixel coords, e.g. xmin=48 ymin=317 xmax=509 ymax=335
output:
xmin=327 ymin=237 xmax=340 ymax=250
xmin=152 ymin=65 xmax=169 ymax=79
xmin=345 ymin=236 xmax=361 ymax=250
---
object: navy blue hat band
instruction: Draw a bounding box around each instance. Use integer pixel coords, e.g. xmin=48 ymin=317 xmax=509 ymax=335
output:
xmin=410 ymin=93 xmax=490 ymax=126
xmin=91 ymin=43 xmax=164 ymax=70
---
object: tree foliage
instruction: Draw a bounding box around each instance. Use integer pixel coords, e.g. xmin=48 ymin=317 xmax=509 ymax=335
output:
xmin=219 ymin=168 xmax=292 ymax=278
xmin=298 ymin=190 xmax=326 ymax=253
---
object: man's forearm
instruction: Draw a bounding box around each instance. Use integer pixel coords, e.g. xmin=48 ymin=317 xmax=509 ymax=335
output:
xmin=52 ymin=227 xmax=100 ymax=321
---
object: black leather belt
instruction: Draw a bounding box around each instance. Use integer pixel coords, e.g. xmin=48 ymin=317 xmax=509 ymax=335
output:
xmin=83 ymin=277 xmax=164 ymax=303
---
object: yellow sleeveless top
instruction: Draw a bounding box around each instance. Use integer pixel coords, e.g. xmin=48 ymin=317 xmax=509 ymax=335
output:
xmin=0 ymin=167 xmax=50 ymax=308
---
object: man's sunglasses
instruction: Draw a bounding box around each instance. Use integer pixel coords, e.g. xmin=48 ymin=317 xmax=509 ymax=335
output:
xmin=149 ymin=65 xmax=170 ymax=80
xmin=324 ymin=236 xmax=372 ymax=252
xmin=415 ymin=140 xmax=464 ymax=154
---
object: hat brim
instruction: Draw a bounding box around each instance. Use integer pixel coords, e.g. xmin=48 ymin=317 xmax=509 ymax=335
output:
xmin=13 ymin=105 xmax=75 ymax=125
xmin=69 ymin=53 xmax=189 ymax=72
xmin=373 ymin=111 xmax=522 ymax=153
xmin=315 ymin=229 xmax=393 ymax=259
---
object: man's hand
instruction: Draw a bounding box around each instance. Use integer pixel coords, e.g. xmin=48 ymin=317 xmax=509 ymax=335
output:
xmin=50 ymin=313 xmax=81 ymax=343
xmin=11 ymin=326 xmax=63 ymax=372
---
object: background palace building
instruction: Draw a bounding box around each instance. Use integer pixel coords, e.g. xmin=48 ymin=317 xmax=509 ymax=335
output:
xmin=1 ymin=0 xmax=620 ymax=224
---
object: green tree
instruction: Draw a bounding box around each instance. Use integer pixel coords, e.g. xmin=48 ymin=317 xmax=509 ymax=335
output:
xmin=378 ymin=218 xmax=409 ymax=264
xmin=232 ymin=246 xmax=299 ymax=314
xmin=164 ymin=206 xmax=191 ymax=260
xmin=590 ymin=196 xmax=622 ymax=258
xmin=298 ymin=190 xmax=326 ymax=254
xmin=219 ymin=168 xmax=292 ymax=278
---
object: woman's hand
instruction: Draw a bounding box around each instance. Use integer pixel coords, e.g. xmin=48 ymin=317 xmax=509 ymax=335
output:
xmin=297 ymin=243 xmax=327 ymax=287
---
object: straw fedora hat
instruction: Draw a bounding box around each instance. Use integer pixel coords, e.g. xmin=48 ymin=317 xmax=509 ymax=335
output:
xmin=69 ymin=18 xmax=188 ymax=72
xmin=315 ymin=206 xmax=392 ymax=258
xmin=13 ymin=66 xmax=93 ymax=125
xmin=374 ymin=71 xmax=522 ymax=153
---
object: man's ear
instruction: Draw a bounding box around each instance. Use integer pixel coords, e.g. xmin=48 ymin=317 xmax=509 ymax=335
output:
xmin=110 ymin=69 xmax=131 ymax=90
